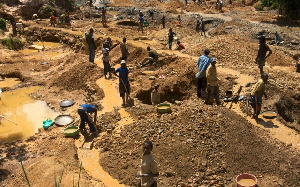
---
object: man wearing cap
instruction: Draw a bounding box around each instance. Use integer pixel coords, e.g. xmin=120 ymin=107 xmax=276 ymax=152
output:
xmin=206 ymin=58 xmax=220 ymax=105
xmin=102 ymin=42 xmax=112 ymax=79
xmin=114 ymin=60 xmax=130 ymax=106
xmin=251 ymin=73 xmax=268 ymax=120
xmin=78 ymin=103 xmax=98 ymax=134
xmin=85 ymin=28 xmax=96 ymax=64
xmin=141 ymin=46 xmax=159 ymax=67
xmin=255 ymin=35 xmax=272 ymax=76
xmin=196 ymin=49 xmax=210 ymax=98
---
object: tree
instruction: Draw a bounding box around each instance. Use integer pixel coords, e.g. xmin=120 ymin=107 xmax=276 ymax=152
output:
xmin=274 ymin=0 xmax=300 ymax=20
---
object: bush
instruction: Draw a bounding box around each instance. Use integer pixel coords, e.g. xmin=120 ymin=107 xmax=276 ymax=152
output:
xmin=1 ymin=37 xmax=24 ymax=50
xmin=0 ymin=18 xmax=7 ymax=30
xmin=255 ymin=3 xmax=264 ymax=10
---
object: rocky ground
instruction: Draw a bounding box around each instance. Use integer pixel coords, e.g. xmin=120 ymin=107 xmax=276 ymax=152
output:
xmin=0 ymin=0 xmax=300 ymax=186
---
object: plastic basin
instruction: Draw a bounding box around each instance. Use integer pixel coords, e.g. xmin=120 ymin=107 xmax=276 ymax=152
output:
xmin=263 ymin=111 xmax=277 ymax=119
xmin=236 ymin=173 xmax=257 ymax=187
xmin=157 ymin=103 xmax=171 ymax=114
xmin=63 ymin=126 xmax=79 ymax=137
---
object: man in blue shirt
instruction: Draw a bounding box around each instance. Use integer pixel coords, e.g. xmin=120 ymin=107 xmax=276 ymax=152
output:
xmin=138 ymin=15 xmax=144 ymax=33
xmin=196 ymin=49 xmax=210 ymax=98
xmin=78 ymin=103 xmax=98 ymax=134
xmin=114 ymin=60 xmax=130 ymax=106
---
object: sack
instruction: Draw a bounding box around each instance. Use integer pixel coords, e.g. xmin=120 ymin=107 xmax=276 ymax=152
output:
xmin=196 ymin=70 xmax=206 ymax=79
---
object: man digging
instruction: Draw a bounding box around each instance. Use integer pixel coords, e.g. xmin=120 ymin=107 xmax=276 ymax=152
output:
xmin=114 ymin=60 xmax=130 ymax=107
xmin=141 ymin=46 xmax=159 ymax=67
xmin=77 ymin=103 xmax=98 ymax=136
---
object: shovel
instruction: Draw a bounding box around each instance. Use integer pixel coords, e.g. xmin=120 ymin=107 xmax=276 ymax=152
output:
xmin=112 ymin=72 xmax=134 ymax=106
xmin=120 ymin=78 xmax=134 ymax=106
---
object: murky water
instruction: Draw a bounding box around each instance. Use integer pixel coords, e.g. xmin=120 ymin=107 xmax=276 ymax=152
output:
xmin=0 ymin=87 xmax=59 ymax=142
xmin=0 ymin=78 xmax=21 ymax=89
xmin=33 ymin=42 xmax=61 ymax=48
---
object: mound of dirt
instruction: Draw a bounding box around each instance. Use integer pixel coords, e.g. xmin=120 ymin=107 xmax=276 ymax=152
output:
xmin=186 ymin=1 xmax=205 ymax=12
xmin=20 ymin=0 xmax=48 ymax=20
xmin=96 ymin=100 xmax=300 ymax=186
xmin=111 ymin=0 xmax=134 ymax=7
xmin=276 ymin=91 xmax=300 ymax=131
xmin=51 ymin=61 xmax=102 ymax=91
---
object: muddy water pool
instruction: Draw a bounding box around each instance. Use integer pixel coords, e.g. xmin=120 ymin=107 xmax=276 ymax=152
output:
xmin=0 ymin=78 xmax=21 ymax=89
xmin=0 ymin=87 xmax=59 ymax=142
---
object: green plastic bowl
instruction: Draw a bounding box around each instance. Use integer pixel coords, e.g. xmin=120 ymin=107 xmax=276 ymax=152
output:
xmin=157 ymin=103 xmax=171 ymax=114
xmin=63 ymin=126 xmax=79 ymax=137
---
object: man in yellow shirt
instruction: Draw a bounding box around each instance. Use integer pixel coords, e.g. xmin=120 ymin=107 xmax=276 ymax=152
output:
xmin=137 ymin=141 xmax=159 ymax=187
xmin=250 ymin=73 xmax=268 ymax=120
xmin=206 ymin=58 xmax=220 ymax=105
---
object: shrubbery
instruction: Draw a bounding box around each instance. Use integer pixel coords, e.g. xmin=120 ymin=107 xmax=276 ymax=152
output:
xmin=0 ymin=18 xmax=7 ymax=30
xmin=255 ymin=0 xmax=300 ymax=20
xmin=1 ymin=37 xmax=24 ymax=50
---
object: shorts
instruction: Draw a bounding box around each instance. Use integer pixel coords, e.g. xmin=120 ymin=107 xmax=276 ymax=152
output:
xmin=251 ymin=95 xmax=262 ymax=115
xmin=119 ymin=83 xmax=130 ymax=97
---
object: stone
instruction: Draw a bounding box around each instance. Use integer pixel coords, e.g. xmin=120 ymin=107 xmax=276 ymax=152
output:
xmin=149 ymin=76 xmax=155 ymax=80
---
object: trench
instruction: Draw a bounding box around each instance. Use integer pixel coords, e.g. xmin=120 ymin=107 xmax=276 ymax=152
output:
xmin=75 ymin=58 xmax=134 ymax=187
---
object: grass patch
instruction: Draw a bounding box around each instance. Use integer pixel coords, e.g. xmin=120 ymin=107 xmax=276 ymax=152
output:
xmin=0 ymin=18 xmax=7 ymax=30
xmin=1 ymin=37 xmax=24 ymax=50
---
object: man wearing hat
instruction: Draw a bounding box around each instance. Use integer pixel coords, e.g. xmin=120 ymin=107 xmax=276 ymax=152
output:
xmin=78 ymin=103 xmax=98 ymax=134
xmin=114 ymin=60 xmax=130 ymax=106
xmin=255 ymin=35 xmax=272 ymax=76
xmin=206 ymin=58 xmax=220 ymax=105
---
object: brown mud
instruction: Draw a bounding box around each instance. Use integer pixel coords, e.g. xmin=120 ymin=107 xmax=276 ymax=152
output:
xmin=0 ymin=0 xmax=300 ymax=187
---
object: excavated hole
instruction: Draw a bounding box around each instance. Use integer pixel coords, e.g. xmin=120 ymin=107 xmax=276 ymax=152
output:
xmin=135 ymin=88 xmax=187 ymax=105
xmin=135 ymin=89 xmax=152 ymax=105
xmin=117 ymin=21 xmax=139 ymax=26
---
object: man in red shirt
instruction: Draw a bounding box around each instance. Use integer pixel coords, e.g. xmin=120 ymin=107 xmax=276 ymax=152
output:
xmin=175 ymin=41 xmax=185 ymax=50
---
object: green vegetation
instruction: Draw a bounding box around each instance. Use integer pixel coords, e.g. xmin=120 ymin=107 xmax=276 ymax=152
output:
xmin=1 ymin=37 xmax=24 ymax=50
xmin=0 ymin=18 xmax=7 ymax=30
xmin=45 ymin=6 xmax=53 ymax=14
xmin=54 ymin=165 xmax=65 ymax=187
xmin=255 ymin=0 xmax=300 ymax=20
xmin=20 ymin=161 xmax=31 ymax=187
xmin=20 ymin=161 xmax=82 ymax=187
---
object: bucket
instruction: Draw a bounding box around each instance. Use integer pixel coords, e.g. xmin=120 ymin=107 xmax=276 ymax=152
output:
xmin=236 ymin=173 xmax=257 ymax=187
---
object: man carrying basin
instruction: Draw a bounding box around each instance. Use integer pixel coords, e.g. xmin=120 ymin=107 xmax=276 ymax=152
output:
xmin=77 ymin=103 xmax=98 ymax=135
